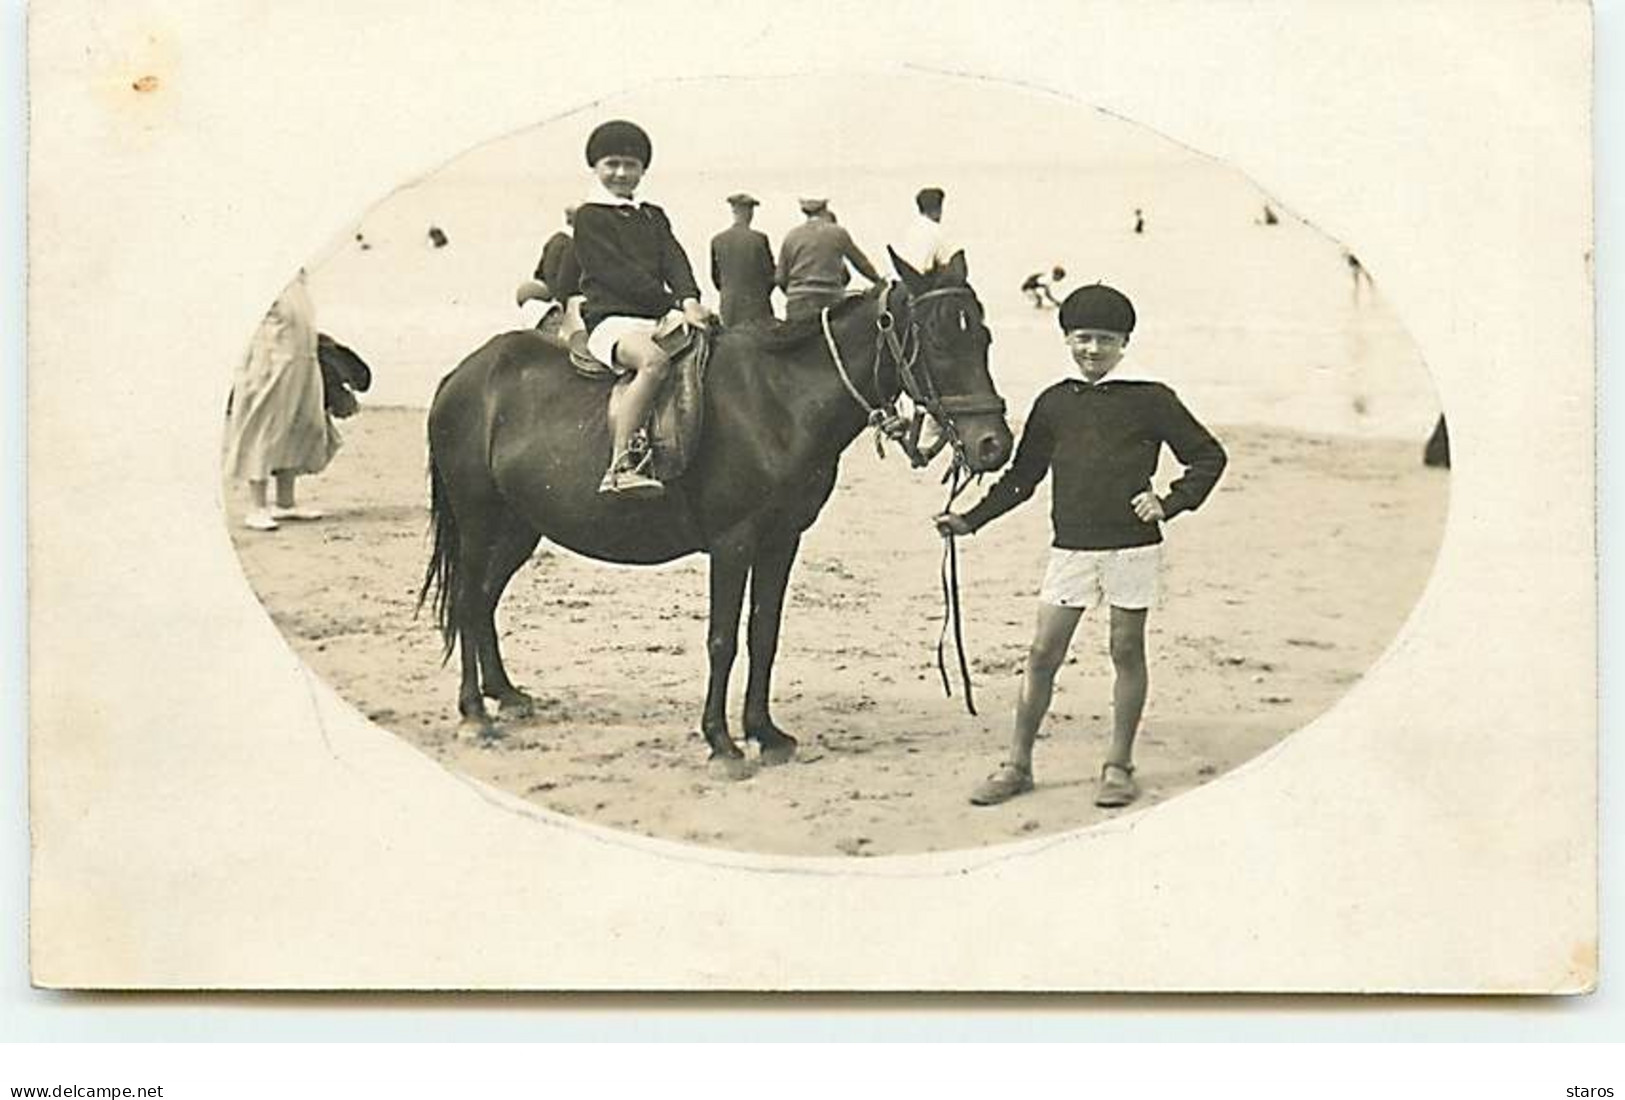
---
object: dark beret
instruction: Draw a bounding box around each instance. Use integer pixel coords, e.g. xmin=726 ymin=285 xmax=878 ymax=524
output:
xmin=585 ymin=119 xmax=652 ymax=168
xmin=1058 ymin=283 xmax=1136 ymax=334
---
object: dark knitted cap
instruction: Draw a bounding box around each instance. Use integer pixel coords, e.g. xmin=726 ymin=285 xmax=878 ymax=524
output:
xmin=1058 ymin=283 xmax=1136 ymax=335
xmin=585 ymin=120 xmax=652 ymax=168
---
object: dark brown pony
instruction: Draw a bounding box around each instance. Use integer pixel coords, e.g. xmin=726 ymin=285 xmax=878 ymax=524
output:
xmin=419 ymin=251 xmax=1012 ymax=775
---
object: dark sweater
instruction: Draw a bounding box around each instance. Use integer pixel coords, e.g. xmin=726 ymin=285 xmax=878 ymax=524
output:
xmin=963 ymin=377 xmax=1227 ymax=550
xmin=533 ymin=230 xmax=580 ymax=299
xmin=573 ymin=201 xmax=702 ymax=330
xmin=775 ymin=220 xmax=881 ymax=299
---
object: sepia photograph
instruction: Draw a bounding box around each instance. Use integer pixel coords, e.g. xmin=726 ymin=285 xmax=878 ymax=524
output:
xmin=24 ymin=0 xmax=1595 ymax=995
xmin=223 ymin=73 xmax=1447 ymax=857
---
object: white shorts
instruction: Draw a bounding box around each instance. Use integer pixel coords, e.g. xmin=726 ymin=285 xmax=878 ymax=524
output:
xmin=1039 ymin=544 xmax=1162 ymax=611
xmin=585 ymin=311 xmax=684 ymax=372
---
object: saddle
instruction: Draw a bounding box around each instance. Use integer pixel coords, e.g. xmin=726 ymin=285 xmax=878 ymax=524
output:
xmin=562 ymin=319 xmax=711 ymax=482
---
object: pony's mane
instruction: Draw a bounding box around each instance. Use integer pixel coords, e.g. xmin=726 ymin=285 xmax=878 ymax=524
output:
xmin=759 ymin=288 xmax=881 ymax=351
xmin=756 ymin=271 xmax=978 ymax=351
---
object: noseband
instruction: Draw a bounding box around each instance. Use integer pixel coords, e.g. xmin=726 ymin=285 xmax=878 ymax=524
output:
xmin=819 ymin=281 xmax=1006 ymax=468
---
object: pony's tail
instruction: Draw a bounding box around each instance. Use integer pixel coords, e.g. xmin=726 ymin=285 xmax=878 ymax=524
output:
xmin=416 ymin=446 xmax=460 ymax=665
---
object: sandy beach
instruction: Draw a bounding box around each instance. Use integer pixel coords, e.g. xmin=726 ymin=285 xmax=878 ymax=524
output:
xmin=227 ymin=403 xmax=1447 ymax=857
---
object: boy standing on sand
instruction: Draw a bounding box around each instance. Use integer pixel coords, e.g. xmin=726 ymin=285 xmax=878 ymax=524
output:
xmin=935 ymin=284 xmax=1226 ymax=808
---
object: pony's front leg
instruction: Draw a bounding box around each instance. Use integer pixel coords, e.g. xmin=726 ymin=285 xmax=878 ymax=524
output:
xmin=701 ymin=546 xmax=755 ymax=780
xmin=743 ymin=531 xmax=801 ymax=766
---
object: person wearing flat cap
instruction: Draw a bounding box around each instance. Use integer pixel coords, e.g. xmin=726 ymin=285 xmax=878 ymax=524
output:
xmin=775 ymin=196 xmax=883 ymax=321
xmin=572 ymin=118 xmax=714 ymax=496
xmin=936 ymin=283 xmax=1227 ymax=813
xmin=709 ymin=193 xmax=777 ymax=328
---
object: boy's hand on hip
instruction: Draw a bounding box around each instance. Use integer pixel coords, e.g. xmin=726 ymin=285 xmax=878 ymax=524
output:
xmin=1132 ymin=491 xmax=1166 ymax=523
xmin=934 ymin=512 xmax=972 ymax=537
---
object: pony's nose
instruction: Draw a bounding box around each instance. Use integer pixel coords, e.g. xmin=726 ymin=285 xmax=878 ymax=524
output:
xmin=976 ymin=431 xmax=1012 ymax=471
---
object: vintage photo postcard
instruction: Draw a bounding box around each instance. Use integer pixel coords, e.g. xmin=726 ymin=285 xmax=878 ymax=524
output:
xmin=26 ymin=0 xmax=1595 ymax=990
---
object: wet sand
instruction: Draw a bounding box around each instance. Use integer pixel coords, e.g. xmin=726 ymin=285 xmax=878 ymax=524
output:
xmin=228 ymin=404 xmax=1447 ymax=857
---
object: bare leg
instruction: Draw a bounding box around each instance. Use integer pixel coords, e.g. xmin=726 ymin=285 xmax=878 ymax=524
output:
xmin=608 ymin=333 xmax=671 ymax=464
xmin=1106 ymin=606 xmax=1149 ymax=767
xmin=743 ymin=530 xmax=802 ymax=765
xmin=1007 ymin=603 xmax=1086 ymax=771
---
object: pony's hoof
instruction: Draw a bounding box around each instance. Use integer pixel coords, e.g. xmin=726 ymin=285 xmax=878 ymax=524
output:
xmin=706 ymin=753 xmax=757 ymax=782
xmin=456 ymin=718 xmax=501 ymax=745
xmin=758 ymin=737 xmax=798 ymax=767
xmin=497 ymin=692 xmax=536 ymax=720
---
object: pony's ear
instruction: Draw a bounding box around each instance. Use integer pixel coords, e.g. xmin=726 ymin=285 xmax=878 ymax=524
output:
xmin=888 ymin=246 xmax=925 ymax=292
xmin=943 ymin=249 xmax=969 ymax=284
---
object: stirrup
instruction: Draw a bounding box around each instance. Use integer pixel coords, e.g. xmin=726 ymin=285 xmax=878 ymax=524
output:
xmin=610 ymin=443 xmax=653 ymax=476
xmin=599 ymin=449 xmax=664 ymax=497
xmin=600 ymin=469 xmax=665 ymax=497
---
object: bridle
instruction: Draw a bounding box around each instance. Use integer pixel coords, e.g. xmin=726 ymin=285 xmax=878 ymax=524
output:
xmin=818 ymin=280 xmax=1006 ymax=715
xmin=818 ymin=280 xmax=1006 ymax=469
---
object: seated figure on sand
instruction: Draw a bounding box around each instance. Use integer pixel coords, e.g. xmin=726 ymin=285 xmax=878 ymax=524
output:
xmin=1021 ymin=265 xmax=1066 ymax=309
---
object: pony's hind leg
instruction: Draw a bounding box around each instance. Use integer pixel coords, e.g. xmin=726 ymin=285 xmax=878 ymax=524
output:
xmin=455 ymin=613 xmax=498 ymax=743
xmin=476 ymin=520 xmax=543 ymax=720
xmin=449 ymin=515 xmax=505 ymax=744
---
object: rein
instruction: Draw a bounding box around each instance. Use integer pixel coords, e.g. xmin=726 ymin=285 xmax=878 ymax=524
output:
xmin=936 ymin=459 xmax=979 ymax=715
xmin=818 ymin=306 xmax=896 ymax=460
xmin=817 ymin=282 xmax=995 ymax=715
